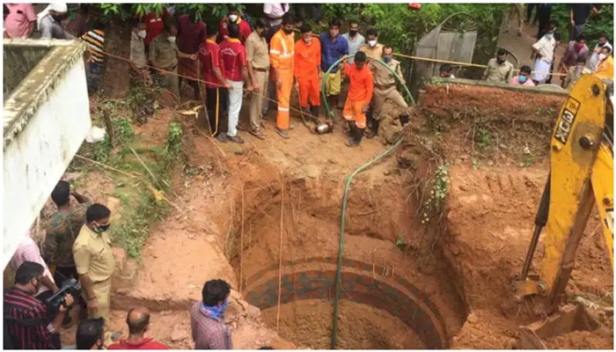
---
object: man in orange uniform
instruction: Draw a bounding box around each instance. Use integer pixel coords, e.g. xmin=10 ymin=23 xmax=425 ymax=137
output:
xmin=342 ymin=51 xmax=373 ymax=147
xmin=269 ymin=13 xmax=296 ymax=139
xmin=294 ymin=23 xmax=322 ymax=124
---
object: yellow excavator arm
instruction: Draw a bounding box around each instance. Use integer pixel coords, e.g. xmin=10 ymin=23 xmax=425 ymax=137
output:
xmin=513 ymin=72 xmax=614 ymax=315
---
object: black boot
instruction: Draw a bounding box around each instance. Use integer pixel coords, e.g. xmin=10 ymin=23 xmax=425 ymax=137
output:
xmin=346 ymin=127 xmax=364 ymax=147
xmin=367 ymin=119 xmax=380 ymax=139
xmin=345 ymin=121 xmax=356 ymax=136
xmin=310 ymin=106 xmax=321 ymax=124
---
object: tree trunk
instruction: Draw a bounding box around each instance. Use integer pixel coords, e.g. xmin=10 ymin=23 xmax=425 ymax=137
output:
xmin=102 ymin=19 xmax=132 ymax=99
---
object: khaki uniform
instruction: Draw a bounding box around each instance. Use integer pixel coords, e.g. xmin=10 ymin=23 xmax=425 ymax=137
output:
xmin=372 ymin=58 xmax=408 ymax=121
xmin=149 ymin=33 xmax=180 ymax=97
xmin=483 ymin=58 xmax=514 ymax=83
xmin=245 ymin=32 xmax=270 ymax=132
xmin=73 ymin=225 xmax=115 ymax=347
xmin=359 ymin=43 xmax=384 ymax=61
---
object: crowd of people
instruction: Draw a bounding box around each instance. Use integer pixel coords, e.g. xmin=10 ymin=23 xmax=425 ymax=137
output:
xmin=4 ymin=180 xmax=278 ymax=349
xmin=491 ymin=3 xmax=612 ymax=90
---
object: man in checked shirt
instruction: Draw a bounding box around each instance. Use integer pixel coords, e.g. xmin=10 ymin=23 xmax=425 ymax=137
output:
xmin=190 ymin=279 xmax=233 ymax=349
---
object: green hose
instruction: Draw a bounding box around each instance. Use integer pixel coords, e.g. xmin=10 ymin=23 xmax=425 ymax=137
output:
xmin=321 ymin=57 xmax=416 ymax=119
xmin=326 ymin=56 xmax=415 ymax=349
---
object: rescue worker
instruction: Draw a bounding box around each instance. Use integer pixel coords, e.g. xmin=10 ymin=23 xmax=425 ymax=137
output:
xmin=341 ymin=51 xmax=373 ymax=148
xmin=269 ymin=13 xmax=296 ymax=139
xmin=149 ymin=18 xmax=190 ymax=98
xmin=245 ymin=18 xmax=270 ymax=140
xmin=73 ymin=204 xmax=115 ymax=348
xmin=368 ymin=46 xmax=408 ymax=139
xmin=482 ymin=49 xmax=514 ymax=83
xmin=199 ymin=25 xmax=231 ymax=143
xmin=294 ymin=23 xmax=322 ymax=124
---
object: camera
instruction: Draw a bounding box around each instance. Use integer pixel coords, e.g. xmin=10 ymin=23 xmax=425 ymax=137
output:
xmin=45 ymin=278 xmax=81 ymax=310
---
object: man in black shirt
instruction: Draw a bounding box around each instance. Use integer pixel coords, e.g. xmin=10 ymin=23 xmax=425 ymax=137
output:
xmin=570 ymin=4 xmax=598 ymax=39
xmin=4 ymin=261 xmax=74 ymax=349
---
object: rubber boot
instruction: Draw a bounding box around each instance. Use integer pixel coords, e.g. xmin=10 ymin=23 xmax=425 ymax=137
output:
xmin=345 ymin=120 xmax=356 ymax=136
xmin=367 ymin=119 xmax=380 ymax=139
xmin=346 ymin=127 xmax=364 ymax=147
xmin=310 ymin=106 xmax=321 ymax=124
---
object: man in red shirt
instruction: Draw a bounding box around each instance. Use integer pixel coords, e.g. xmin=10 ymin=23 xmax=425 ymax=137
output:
xmin=108 ymin=307 xmax=168 ymax=350
xmin=220 ymin=23 xmax=252 ymax=144
xmin=199 ymin=25 xmax=231 ymax=142
xmin=142 ymin=8 xmax=168 ymax=49
xmin=218 ymin=8 xmax=252 ymax=44
xmin=177 ymin=11 xmax=207 ymax=101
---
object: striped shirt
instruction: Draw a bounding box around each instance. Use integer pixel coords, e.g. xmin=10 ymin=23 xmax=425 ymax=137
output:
xmin=4 ymin=287 xmax=60 ymax=349
xmin=82 ymin=29 xmax=105 ymax=66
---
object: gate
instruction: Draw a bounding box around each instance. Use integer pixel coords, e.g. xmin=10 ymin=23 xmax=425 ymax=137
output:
xmin=409 ymin=13 xmax=478 ymax=96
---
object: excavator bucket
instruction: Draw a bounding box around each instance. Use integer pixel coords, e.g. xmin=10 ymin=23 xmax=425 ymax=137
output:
xmin=517 ymin=304 xmax=600 ymax=349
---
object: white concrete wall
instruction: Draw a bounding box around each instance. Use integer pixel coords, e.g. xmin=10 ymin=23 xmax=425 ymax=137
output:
xmin=3 ymin=59 xmax=91 ymax=267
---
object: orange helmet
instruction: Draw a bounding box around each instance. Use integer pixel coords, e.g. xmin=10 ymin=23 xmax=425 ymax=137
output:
xmin=409 ymin=3 xmax=421 ymax=10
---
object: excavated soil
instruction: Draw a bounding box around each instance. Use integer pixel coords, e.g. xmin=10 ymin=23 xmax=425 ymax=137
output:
xmin=55 ymin=82 xmax=612 ymax=349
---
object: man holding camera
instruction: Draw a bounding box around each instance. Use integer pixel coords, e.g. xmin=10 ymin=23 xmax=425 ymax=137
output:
xmin=4 ymin=261 xmax=74 ymax=349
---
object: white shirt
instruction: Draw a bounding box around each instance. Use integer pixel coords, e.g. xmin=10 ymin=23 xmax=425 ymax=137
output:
xmin=9 ymin=233 xmax=55 ymax=295
xmin=532 ymin=35 xmax=556 ymax=63
xmin=263 ymin=3 xmax=289 ymax=18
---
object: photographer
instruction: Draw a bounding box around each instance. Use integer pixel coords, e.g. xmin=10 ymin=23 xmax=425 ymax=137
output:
xmin=4 ymin=261 xmax=74 ymax=349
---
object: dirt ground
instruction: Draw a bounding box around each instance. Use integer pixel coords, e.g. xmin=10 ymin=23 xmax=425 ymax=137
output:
xmin=53 ymin=78 xmax=612 ymax=350
xmin=46 ymin=17 xmax=612 ymax=346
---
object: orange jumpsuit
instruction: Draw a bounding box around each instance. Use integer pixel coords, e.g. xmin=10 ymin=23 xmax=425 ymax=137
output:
xmin=269 ymin=29 xmax=295 ymax=131
xmin=343 ymin=63 xmax=374 ymax=129
xmin=294 ymin=37 xmax=321 ymax=108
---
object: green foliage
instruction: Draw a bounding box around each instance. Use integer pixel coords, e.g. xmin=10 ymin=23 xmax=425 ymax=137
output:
xmin=97 ymin=3 xmax=245 ymax=22
xmin=474 ymin=118 xmax=491 ymax=152
xmin=321 ymin=4 xmax=364 ymax=21
xmin=422 ymin=163 xmax=450 ymax=225
xmin=360 ymin=3 xmax=507 ymax=60
xmin=550 ymin=4 xmax=613 ymax=43
xmin=165 ymin=122 xmax=183 ymax=159
xmin=115 ymin=118 xmax=134 ymax=144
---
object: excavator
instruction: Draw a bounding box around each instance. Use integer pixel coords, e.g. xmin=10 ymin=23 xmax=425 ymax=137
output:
xmin=511 ymin=72 xmax=614 ymax=348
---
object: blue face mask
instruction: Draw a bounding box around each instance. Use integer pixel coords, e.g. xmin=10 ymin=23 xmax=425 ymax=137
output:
xmin=383 ymin=56 xmax=392 ymax=63
xmin=519 ymin=75 xmax=528 ymax=83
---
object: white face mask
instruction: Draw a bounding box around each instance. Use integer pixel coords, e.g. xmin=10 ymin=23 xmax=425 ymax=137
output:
xmin=599 ymin=53 xmax=607 ymax=61
xmin=304 ymin=37 xmax=312 ymax=44
xmin=368 ymin=40 xmax=377 ymax=47
xmin=229 ymin=14 xmax=238 ymax=22
xmin=167 ymin=36 xmax=176 ymax=43
xmin=138 ymin=30 xmax=146 ymax=38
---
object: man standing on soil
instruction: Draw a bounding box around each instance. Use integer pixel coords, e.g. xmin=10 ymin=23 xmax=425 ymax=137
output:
xmin=482 ymin=49 xmax=514 ymax=83
xmin=570 ymin=4 xmax=598 ymax=39
xmin=270 ymin=13 xmax=296 ymax=139
xmin=245 ymin=18 xmax=270 ymax=140
xmin=149 ymin=18 xmax=186 ymax=98
xmin=341 ymin=51 xmax=373 ymax=148
xmin=220 ymin=23 xmax=252 ymax=144
xmin=359 ymin=28 xmax=384 ymax=62
xmin=44 ymin=181 xmax=92 ymax=287
xmin=320 ymin=18 xmax=349 ymax=120
xmin=177 ymin=11 xmax=207 ymax=101
xmin=200 ymin=25 xmax=231 ymax=142
xmin=338 ymin=19 xmax=365 ymax=110
xmin=108 ymin=307 xmax=168 ymax=350
xmin=190 ymin=279 xmax=233 ymax=349
xmin=294 ymin=23 xmax=322 ymax=125
xmin=531 ymin=24 xmax=557 ymax=85
xmin=367 ymin=46 xmax=408 ymax=140
xmin=129 ymin=19 xmax=152 ymax=83
xmin=73 ymin=203 xmax=116 ymax=348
